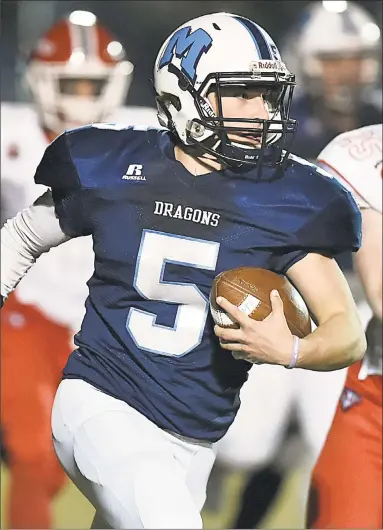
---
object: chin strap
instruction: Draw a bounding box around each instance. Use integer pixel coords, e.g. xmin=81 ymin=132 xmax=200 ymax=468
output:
xmin=185 ymin=133 xmax=256 ymax=171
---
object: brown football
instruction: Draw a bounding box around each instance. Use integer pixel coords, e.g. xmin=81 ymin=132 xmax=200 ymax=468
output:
xmin=210 ymin=267 xmax=311 ymax=338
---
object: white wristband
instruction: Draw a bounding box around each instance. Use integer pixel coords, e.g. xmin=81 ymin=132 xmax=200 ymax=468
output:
xmin=285 ymin=335 xmax=300 ymax=369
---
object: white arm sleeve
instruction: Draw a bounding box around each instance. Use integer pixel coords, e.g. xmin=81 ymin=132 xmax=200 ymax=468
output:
xmin=1 ymin=190 xmax=71 ymax=298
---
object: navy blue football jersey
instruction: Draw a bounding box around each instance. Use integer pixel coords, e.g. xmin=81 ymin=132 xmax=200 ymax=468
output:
xmin=34 ymin=124 xmax=361 ymax=442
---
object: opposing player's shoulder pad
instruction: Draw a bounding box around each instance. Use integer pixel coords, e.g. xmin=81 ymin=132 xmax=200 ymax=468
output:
xmin=108 ymin=105 xmax=159 ymax=128
xmin=317 ymin=124 xmax=382 ymax=210
xmin=1 ymin=102 xmax=38 ymax=133
xmin=1 ymin=102 xmax=40 ymax=159
xmin=34 ymin=123 xmax=164 ymax=191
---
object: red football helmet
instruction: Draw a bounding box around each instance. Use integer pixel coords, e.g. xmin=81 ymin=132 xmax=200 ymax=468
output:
xmin=26 ymin=10 xmax=134 ymax=134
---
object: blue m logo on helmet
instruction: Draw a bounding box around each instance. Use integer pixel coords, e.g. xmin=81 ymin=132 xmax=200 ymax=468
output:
xmin=159 ymin=26 xmax=213 ymax=83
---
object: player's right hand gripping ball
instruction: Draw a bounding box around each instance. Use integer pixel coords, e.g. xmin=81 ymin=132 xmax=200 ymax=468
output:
xmin=210 ymin=267 xmax=312 ymax=338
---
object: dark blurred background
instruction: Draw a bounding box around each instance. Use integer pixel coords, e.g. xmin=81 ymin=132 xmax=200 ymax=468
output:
xmin=2 ymin=0 xmax=382 ymax=106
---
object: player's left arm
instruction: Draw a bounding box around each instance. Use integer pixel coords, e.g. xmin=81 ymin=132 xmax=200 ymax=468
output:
xmin=285 ymin=252 xmax=366 ymax=370
xmin=215 ymin=254 xmax=366 ymax=371
xmin=215 ymin=182 xmax=366 ymax=370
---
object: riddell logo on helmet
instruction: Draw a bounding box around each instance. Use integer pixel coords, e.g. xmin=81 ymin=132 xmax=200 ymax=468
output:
xmin=250 ymin=60 xmax=285 ymax=71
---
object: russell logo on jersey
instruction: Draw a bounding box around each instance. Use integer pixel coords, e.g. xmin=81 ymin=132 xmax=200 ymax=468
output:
xmin=122 ymin=164 xmax=146 ymax=181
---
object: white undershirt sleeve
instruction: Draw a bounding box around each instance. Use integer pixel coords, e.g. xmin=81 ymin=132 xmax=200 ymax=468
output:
xmin=1 ymin=190 xmax=72 ymax=299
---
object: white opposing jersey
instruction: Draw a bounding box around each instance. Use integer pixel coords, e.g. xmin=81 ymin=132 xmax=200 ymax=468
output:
xmin=318 ymin=124 xmax=382 ymax=380
xmin=317 ymin=124 xmax=382 ymax=213
xmin=1 ymin=103 xmax=49 ymax=218
xmin=1 ymin=102 xmax=159 ymax=331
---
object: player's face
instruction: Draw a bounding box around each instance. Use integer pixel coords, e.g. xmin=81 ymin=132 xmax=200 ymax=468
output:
xmin=316 ymin=55 xmax=374 ymax=113
xmin=59 ymin=78 xmax=105 ymax=98
xmin=52 ymin=78 xmax=107 ymax=135
xmin=207 ymin=86 xmax=272 ymax=146
xmin=320 ymin=56 xmax=366 ymax=91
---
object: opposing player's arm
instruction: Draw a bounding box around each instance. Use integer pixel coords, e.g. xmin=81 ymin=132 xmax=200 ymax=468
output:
xmin=353 ymin=208 xmax=382 ymax=320
xmin=1 ymin=191 xmax=71 ymax=303
xmin=286 ymin=252 xmax=366 ymax=370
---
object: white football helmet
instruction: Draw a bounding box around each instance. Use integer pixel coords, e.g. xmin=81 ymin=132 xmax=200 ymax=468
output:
xmin=153 ymin=13 xmax=297 ymax=169
xmin=281 ymin=1 xmax=381 ymax=111
xmin=25 ymin=10 xmax=134 ymax=134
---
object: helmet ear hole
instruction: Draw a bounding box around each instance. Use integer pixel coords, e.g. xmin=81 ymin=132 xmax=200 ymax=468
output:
xmin=159 ymin=93 xmax=182 ymax=112
xmin=155 ymin=93 xmax=180 ymax=132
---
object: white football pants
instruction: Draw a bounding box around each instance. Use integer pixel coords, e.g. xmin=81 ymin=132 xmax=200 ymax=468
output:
xmin=216 ymin=363 xmax=347 ymax=470
xmin=51 ymin=379 xmax=216 ymax=529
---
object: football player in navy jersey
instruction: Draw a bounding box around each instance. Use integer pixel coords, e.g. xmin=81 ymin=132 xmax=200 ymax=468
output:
xmin=0 ymin=12 xmax=366 ymax=529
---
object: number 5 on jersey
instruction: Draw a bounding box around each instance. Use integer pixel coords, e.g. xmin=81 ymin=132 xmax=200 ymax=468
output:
xmin=126 ymin=230 xmax=220 ymax=357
